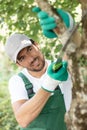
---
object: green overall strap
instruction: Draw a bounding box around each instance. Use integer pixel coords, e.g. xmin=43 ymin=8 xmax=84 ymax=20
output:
xmin=18 ymin=72 xmax=35 ymax=98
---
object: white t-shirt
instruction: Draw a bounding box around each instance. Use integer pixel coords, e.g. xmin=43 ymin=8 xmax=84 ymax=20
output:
xmin=8 ymin=60 xmax=73 ymax=111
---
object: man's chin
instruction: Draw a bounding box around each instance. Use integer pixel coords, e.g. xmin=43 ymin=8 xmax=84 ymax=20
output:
xmin=32 ymin=66 xmax=45 ymax=72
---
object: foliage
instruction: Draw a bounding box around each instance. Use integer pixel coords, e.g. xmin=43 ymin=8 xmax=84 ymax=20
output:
xmin=0 ymin=0 xmax=86 ymax=130
xmin=0 ymin=0 xmax=79 ymax=43
xmin=0 ymin=51 xmax=20 ymax=130
xmin=0 ymin=99 xmax=20 ymax=130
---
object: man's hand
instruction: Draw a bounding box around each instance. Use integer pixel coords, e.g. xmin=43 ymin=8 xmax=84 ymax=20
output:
xmin=41 ymin=61 xmax=68 ymax=92
xmin=32 ymin=7 xmax=74 ymax=38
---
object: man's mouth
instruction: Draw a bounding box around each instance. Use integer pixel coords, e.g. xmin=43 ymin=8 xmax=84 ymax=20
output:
xmin=31 ymin=58 xmax=40 ymax=67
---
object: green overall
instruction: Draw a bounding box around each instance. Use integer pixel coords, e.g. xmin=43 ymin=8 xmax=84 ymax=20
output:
xmin=18 ymin=72 xmax=67 ymax=130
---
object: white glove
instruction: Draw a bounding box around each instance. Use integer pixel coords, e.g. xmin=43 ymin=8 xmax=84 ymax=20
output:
xmin=41 ymin=61 xmax=68 ymax=93
xmin=41 ymin=75 xmax=61 ymax=92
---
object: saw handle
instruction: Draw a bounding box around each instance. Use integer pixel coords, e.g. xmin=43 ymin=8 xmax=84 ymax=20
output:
xmin=52 ymin=58 xmax=63 ymax=72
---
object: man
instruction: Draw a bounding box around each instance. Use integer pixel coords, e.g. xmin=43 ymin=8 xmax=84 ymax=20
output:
xmin=5 ymin=7 xmax=73 ymax=130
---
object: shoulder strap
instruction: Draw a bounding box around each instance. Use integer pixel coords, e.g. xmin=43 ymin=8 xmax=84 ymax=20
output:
xmin=18 ymin=72 xmax=35 ymax=98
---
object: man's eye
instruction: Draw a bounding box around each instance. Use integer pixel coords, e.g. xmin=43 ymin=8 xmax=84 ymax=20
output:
xmin=20 ymin=57 xmax=25 ymax=62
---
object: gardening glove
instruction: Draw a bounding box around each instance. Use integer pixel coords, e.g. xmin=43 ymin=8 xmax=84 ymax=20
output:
xmin=41 ymin=61 xmax=68 ymax=92
xmin=32 ymin=7 xmax=74 ymax=38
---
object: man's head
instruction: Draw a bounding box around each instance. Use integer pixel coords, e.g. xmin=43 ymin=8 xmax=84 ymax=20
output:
xmin=5 ymin=33 xmax=33 ymax=63
xmin=5 ymin=33 xmax=45 ymax=72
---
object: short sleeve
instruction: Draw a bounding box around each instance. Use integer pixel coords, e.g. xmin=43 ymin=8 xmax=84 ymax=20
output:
xmin=8 ymin=75 xmax=29 ymax=104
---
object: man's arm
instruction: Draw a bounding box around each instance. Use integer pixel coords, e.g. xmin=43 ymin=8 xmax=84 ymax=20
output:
xmin=11 ymin=61 xmax=68 ymax=128
xmin=12 ymin=88 xmax=51 ymax=128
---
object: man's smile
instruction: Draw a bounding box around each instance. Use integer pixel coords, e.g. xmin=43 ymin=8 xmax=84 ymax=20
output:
xmin=31 ymin=58 xmax=40 ymax=67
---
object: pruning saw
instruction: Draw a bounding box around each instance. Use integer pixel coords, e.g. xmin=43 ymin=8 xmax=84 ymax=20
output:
xmin=34 ymin=0 xmax=85 ymax=72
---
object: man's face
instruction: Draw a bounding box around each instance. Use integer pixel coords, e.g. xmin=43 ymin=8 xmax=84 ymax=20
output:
xmin=17 ymin=43 xmax=45 ymax=72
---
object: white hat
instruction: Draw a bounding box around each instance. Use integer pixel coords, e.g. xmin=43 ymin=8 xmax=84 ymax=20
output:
xmin=5 ymin=33 xmax=32 ymax=62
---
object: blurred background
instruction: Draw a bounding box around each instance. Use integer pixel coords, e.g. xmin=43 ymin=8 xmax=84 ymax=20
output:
xmin=0 ymin=0 xmax=87 ymax=130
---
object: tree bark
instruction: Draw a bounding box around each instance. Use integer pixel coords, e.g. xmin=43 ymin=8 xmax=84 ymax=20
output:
xmin=35 ymin=0 xmax=87 ymax=130
xmin=66 ymin=1 xmax=87 ymax=130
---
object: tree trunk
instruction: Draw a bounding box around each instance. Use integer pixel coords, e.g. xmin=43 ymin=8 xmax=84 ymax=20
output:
xmin=35 ymin=0 xmax=87 ymax=130
xmin=66 ymin=1 xmax=87 ymax=130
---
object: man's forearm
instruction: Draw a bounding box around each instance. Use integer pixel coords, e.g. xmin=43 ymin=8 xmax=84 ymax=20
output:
xmin=13 ymin=88 xmax=51 ymax=128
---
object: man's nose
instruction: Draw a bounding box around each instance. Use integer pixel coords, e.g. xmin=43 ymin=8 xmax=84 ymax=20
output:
xmin=26 ymin=54 xmax=34 ymax=63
